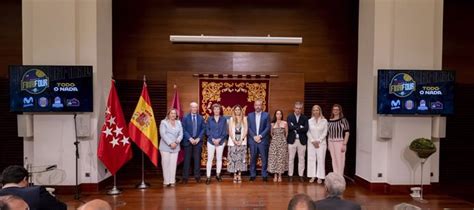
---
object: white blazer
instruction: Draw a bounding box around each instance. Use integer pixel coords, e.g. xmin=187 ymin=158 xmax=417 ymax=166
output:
xmin=307 ymin=117 xmax=328 ymax=144
xmin=227 ymin=116 xmax=248 ymax=146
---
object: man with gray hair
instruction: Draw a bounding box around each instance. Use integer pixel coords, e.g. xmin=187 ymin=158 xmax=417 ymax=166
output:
xmin=288 ymin=194 xmax=316 ymax=210
xmin=314 ymin=172 xmax=361 ymax=210
xmin=287 ymin=101 xmax=309 ymax=182
xmin=180 ymin=101 xmax=206 ymax=183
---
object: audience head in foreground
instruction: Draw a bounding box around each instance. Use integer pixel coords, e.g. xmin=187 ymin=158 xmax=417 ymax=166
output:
xmin=288 ymin=194 xmax=316 ymax=210
xmin=78 ymin=199 xmax=112 ymax=210
xmin=0 ymin=165 xmax=29 ymax=187
xmin=0 ymin=195 xmax=29 ymax=210
xmin=0 ymin=165 xmax=67 ymax=210
xmin=313 ymin=172 xmax=361 ymax=210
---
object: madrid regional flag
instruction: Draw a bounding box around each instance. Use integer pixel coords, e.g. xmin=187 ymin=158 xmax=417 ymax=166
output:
xmin=98 ymin=80 xmax=133 ymax=175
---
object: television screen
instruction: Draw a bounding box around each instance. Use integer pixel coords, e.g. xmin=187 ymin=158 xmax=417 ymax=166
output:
xmin=377 ymin=69 xmax=455 ymax=115
xmin=9 ymin=65 xmax=93 ymax=112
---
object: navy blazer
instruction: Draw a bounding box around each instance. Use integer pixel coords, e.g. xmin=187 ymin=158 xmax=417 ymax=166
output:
xmin=181 ymin=113 xmax=206 ymax=147
xmin=247 ymin=111 xmax=271 ymax=145
xmin=314 ymin=196 xmax=361 ymax=210
xmin=287 ymin=113 xmax=309 ymax=145
xmin=206 ymin=115 xmax=227 ymax=145
xmin=0 ymin=186 xmax=67 ymax=210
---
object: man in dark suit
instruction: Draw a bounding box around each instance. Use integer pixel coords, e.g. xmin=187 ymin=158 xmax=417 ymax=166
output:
xmin=287 ymin=101 xmax=309 ymax=182
xmin=247 ymin=100 xmax=271 ymax=182
xmin=314 ymin=172 xmax=361 ymax=210
xmin=0 ymin=165 xmax=67 ymax=210
xmin=180 ymin=102 xmax=206 ymax=184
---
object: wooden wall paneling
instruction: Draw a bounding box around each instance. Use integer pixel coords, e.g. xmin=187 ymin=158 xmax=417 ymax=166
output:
xmin=304 ymin=82 xmax=357 ymax=177
xmin=0 ymin=0 xmax=22 ymax=78
xmin=112 ymin=0 xmax=359 ymax=82
xmin=0 ymin=0 xmax=23 ymax=172
xmin=0 ymin=79 xmax=23 ymax=172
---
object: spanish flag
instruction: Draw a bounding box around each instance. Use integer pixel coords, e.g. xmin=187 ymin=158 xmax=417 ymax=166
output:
xmin=129 ymin=81 xmax=159 ymax=166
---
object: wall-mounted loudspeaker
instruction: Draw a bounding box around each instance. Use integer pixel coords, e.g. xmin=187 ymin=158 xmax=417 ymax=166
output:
xmin=432 ymin=116 xmax=446 ymax=138
xmin=75 ymin=114 xmax=91 ymax=138
xmin=378 ymin=116 xmax=393 ymax=139
xmin=17 ymin=115 xmax=34 ymax=137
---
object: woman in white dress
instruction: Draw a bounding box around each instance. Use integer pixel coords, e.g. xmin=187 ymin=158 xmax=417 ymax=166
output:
xmin=306 ymin=105 xmax=328 ymax=184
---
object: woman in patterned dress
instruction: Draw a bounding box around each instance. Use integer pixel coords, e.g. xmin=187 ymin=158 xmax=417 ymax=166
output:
xmin=267 ymin=110 xmax=289 ymax=182
xmin=227 ymin=105 xmax=248 ymax=183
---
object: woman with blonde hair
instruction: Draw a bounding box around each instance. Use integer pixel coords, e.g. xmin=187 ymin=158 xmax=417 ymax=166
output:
xmin=227 ymin=105 xmax=248 ymax=183
xmin=307 ymin=105 xmax=328 ymax=183
xmin=159 ymin=108 xmax=183 ymax=187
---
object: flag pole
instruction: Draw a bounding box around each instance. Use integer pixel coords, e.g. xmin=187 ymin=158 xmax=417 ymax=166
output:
xmin=136 ymin=152 xmax=150 ymax=189
xmin=107 ymin=175 xmax=121 ymax=195
xmin=135 ymin=75 xmax=150 ymax=189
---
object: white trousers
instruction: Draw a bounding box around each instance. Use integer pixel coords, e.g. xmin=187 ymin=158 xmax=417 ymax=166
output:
xmin=328 ymin=141 xmax=345 ymax=175
xmin=206 ymin=142 xmax=225 ymax=177
xmin=160 ymin=151 xmax=178 ymax=185
xmin=288 ymin=139 xmax=306 ymax=177
xmin=307 ymin=141 xmax=327 ymax=179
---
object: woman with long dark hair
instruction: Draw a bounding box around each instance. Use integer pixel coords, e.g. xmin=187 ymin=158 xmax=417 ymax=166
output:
xmin=267 ymin=110 xmax=289 ymax=182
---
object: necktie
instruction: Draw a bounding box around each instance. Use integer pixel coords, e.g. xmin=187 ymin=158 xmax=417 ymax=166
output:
xmin=256 ymin=113 xmax=260 ymax=136
xmin=192 ymin=115 xmax=197 ymax=137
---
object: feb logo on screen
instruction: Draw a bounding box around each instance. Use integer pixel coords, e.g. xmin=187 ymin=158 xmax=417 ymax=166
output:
xmin=20 ymin=69 xmax=49 ymax=94
xmin=389 ymin=73 xmax=416 ymax=97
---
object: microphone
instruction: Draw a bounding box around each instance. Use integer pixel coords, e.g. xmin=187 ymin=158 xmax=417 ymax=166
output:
xmin=46 ymin=165 xmax=57 ymax=171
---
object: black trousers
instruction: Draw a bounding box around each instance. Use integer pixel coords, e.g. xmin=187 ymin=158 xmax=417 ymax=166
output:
xmin=182 ymin=144 xmax=202 ymax=180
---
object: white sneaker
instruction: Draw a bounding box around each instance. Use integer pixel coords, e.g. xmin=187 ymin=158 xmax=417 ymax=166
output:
xmin=309 ymin=177 xmax=316 ymax=183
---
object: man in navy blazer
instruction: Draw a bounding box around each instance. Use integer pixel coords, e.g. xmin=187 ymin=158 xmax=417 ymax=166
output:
xmin=247 ymin=100 xmax=271 ymax=182
xmin=180 ymin=102 xmax=206 ymax=183
xmin=287 ymin=101 xmax=309 ymax=182
xmin=0 ymin=165 xmax=67 ymax=210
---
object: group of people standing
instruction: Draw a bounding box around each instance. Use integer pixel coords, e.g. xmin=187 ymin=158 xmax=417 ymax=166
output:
xmin=158 ymin=100 xmax=350 ymax=187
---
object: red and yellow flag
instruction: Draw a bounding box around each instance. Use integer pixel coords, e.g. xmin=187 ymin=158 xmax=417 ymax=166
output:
xmin=129 ymin=81 xmax=159 ymax=166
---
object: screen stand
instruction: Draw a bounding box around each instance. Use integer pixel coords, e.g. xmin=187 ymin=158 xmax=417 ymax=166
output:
xmin=73 ymin=113 xmax=81 ymax=200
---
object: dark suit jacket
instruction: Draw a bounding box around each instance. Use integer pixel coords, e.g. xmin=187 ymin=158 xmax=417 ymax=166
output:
xmin=247 ymin=111 xmax=271 ymax=145
xmin=180 ymin=113 xmax=206 ymax=147
xmin=314 ymin=196 xmax=361 ymax=210
xmin=0 ymin=186 xmax=67 ymax=210
xmin=286 ymin=113 xmax=309 ymax=145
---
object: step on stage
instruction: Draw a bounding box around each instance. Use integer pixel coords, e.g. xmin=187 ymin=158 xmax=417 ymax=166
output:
xmin=61 ymin=177 xmax=474 ymax=209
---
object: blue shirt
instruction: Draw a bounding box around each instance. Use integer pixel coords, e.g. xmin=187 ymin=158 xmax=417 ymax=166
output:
xmin=206 ymin=115 xmax=228 ymax=145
